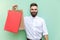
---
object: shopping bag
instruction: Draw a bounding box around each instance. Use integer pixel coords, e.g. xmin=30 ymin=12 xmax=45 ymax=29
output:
xmin=4 ymin=10 xmax=22 ymax=33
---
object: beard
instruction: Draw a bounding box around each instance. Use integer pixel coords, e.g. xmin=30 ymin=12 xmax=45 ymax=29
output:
xmin=30 ymin=12 xmax=38 ymax=17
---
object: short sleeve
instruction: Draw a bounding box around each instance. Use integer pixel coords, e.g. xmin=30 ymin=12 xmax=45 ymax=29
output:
xmin=42 ymin=19 xmax=48 ymax=36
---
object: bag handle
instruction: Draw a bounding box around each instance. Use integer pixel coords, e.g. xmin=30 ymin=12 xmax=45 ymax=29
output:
xmin=12 ymin=5 xmax=22 ymax=12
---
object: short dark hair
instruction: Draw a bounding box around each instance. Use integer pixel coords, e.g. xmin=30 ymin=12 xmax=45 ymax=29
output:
xmin=30 ymin=3 xmax=38 ymax=8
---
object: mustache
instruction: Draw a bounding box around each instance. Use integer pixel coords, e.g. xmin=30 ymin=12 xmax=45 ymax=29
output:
xmin=30 ymin=11 xmax=38 ymax=13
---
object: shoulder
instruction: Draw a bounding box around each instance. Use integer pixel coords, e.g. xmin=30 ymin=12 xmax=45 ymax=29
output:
xmin=37 ymin=16 xmax=44 ymax=20
xmin=37 ymin=16 xmax=46 ymax=22
xmin=24 ymin=16 xmax=31 ymax=21
xmin=24 ymin=16 xmax=30 ymax=19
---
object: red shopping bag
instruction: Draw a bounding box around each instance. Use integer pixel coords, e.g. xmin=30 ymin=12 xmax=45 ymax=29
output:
xmin=4 ymin=10 xmax=22 ymax=33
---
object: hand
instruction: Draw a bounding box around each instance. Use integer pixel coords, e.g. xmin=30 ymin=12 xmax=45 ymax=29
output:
xmin=12 ymin=5 xmax=18 ymax=10
xmin=44 ymin=35 xmax=48 ymax=40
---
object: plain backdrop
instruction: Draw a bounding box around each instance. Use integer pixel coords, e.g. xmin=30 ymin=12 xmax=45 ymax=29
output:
xmin=0 ymin=0 xmax=60 ymax=40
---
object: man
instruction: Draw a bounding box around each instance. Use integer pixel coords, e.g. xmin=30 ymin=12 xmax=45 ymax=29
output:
xmin=12 ymin=3 xmax=48 ymax=40
xmin=24 ymin=3 xmax=48 ymax=40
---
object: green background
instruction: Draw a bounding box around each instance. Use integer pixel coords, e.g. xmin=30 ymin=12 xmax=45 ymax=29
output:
xmin=0 ymin=0 xmax=60 ymax=40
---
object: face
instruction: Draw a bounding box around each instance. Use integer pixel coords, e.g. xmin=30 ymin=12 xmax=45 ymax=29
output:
xmin=30 ymin=6 xmax=38 ymax=17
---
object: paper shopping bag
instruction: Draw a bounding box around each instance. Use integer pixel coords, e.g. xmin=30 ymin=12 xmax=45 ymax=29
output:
xmin=4 ymin=10 xmax=22 ymax=33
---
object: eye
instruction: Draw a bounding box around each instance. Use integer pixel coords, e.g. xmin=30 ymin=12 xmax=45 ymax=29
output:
xmin=31 ymin=9 xmax=34 ymax=10
xmin=31 ymin=9 xmax=37 ymax=10
xmin=35 ymin=9 xmax=37 ymax=10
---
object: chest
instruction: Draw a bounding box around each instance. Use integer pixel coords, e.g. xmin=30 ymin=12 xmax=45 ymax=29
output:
xmin=26 ymin=19 xmax=43 ymax=27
